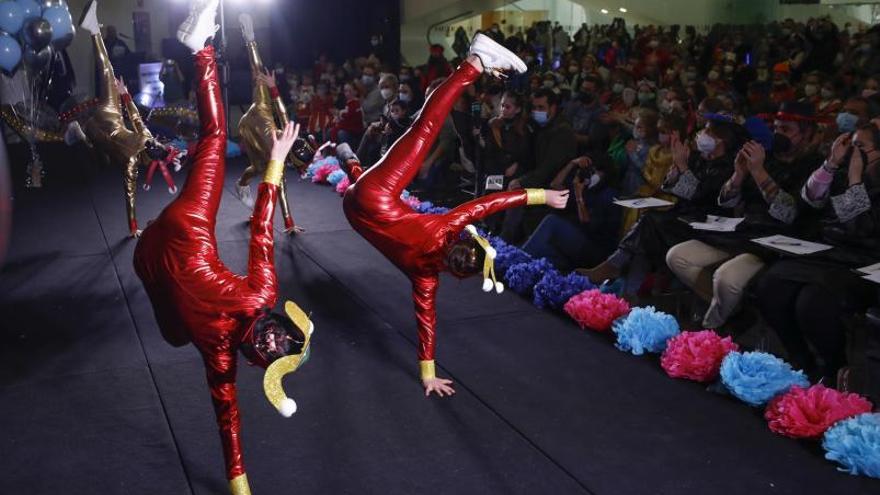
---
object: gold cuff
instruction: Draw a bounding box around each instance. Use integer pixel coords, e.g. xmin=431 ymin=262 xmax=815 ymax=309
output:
xmin=263 ymin=159 xmax=284 ymax=186
xmin=229 ymin=474 xmax=252 ymax=495
xmin=525 ymin=188 xmax=546 ymax=205
xmin=419 ymin=360 xmax=436 ymax=381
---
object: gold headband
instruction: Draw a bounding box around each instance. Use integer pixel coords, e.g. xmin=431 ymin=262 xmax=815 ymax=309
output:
xmin=263 ymin=301 xmax=314 ymax=417
xmin=464 ymin=225 xmax=503 ymax=294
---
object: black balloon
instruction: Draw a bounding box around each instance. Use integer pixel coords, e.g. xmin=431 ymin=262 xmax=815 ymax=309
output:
xmin=22 ymin=18 xmax=52 ymax=52
xmin=23 ymin=44 xmax=51 ymax=72
xmin=52 ymin=32 xmax=73 ymax=50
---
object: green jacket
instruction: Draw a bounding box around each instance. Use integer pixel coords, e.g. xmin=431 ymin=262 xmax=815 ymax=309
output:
xmin=519 ymin=115 xmax=578 ymax=188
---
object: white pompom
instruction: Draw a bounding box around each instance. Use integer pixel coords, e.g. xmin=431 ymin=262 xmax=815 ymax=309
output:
xmin=482 ymin=278 xmax=494 ymax=292
xmin=279 ymin=398 xmax=298 ymax=417
xmin=464 ymin=224 xmax=478 ymax=235
xmin=495 ymin=282 xmax=505 ymax=294
xmin=485 ymin=246 xmax=497 ymax=259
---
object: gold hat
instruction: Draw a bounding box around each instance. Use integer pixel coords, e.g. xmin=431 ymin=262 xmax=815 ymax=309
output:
xmin=263 ymin=301 xmax=314 ymax=417
xmin=464 ymin=225 xmax=504 ymax=294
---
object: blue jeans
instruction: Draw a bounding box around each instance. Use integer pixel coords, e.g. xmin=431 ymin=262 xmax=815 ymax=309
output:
xmin=522 ymin=214 xmax=609 ymax=271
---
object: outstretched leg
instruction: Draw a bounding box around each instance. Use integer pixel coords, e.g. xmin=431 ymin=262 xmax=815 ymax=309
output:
xmin=173 ymin=45 xmax=227 ymax=226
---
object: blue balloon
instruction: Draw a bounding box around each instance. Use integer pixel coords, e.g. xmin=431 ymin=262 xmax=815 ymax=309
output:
xmin=15 ymin=0 xmax=40 ymax=21
xmin=0 ymin=2 xmax=24 ymax=34
xmin=41 ymin=5 xmax=70 ymax=41
xmin=0 ymin=32 xmax=22 ymax=73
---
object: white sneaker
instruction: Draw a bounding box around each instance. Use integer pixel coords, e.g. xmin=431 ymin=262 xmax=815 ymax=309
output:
xmin=468 ymin=33 xmax=527 ymax=76
xmin=78 ymin=0 xmax=100 ymax=36
xmin=143 ymin=183 xmax=151 ymax=191
xmin=177 ymin=0 xmax=220 ymax=53
xmin=237 ymin=183 xmax=255 ymax=209
xmin=64 ymin=121 xmax=87 ymax=146
xmin=168 ymin=185 xmax=178 ymax=194
xmin=239 ymin=13 xmax=255 ymax=43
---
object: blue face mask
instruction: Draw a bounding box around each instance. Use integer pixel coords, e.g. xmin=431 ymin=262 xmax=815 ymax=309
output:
xmin=532 ymin=110 xmax=549 ymax=125
xmin=836 ymin=112 xmax=859 ymax=133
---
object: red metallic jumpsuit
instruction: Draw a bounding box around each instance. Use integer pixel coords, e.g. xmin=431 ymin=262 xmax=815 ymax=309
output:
xmin=133 ymin=46 xmax=278 ymax=483
xmin=343 ymin=62 xmax=534 ymax=381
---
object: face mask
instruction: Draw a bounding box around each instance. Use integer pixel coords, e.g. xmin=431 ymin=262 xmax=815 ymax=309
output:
xmin=569 ymin=66 xmax=579 ymax=74
xmin=580 ymin=91 xmax=596 ymax=104
xmin=371 ymin=39 xmax=380 ymax=47
xmin=804 ymin=84 xmax=818 ymax=97
xmin=756 ymin=69 xmax=768 ymax=81
xmin=380 ymin=88 xmax=394 ymax=100
xmin=772 ymin=133 xmax=793 ymax=154
xmin=658 ymin=133 xmax=671 ymax=146
xmin=532 ymin=110 xmax=549 ymax=125
xmin=821 ymin=88 xmax=834 ymax=100
xmin=398 ymin=92 xmax=412 ymax=103
xmin=638 ymin=92 xmax=654 ymax=104
xmin=659 ymin=100 xmax=673 ymax=113
xmin=399 ymin=74 xmax=411 ymax=82
xmin=649 ymin=40 xmax=659 ymax=48
xmin=708 ymin=71 xmax=720 ymax=81
xmin=836 ymin=112 xmax=859 ymax=133
xmin=543 ymin=80 xmax=554 ymax=88
xmin=685 ymin=71 xmax=697 ymax=80
xmin=862 ymin=89 xmax=878 ymax=98
xmin=723 ymin=65 xmax=734 ymax=74
xmin=612 ymin=83 xmax=624 ymax=94
xmin=696 ymin=131 xmax=717 ymax=155
xmin=361 ymin=75 xmax=375 ymax=86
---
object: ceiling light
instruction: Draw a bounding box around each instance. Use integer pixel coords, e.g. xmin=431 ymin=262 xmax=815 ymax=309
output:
xmin=619 ymin=7 xmax=627 ymax=13
xmin=600 ymin=9 xmax=609 ymax=14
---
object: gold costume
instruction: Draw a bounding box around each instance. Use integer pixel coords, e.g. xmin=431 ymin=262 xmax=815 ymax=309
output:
xmin=238 ymin=40 xmax=297 ymax=231
xmin=83 ymin=33 xmax=152 ymax=235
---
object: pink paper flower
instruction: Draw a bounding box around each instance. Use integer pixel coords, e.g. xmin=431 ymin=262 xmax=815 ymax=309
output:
xmin=312 ymin=163 xmax=340 ymax=183
xmin=563 ymin=289 xmax=630 ymax=332
xmin=335 ymin=175 xmax=351 ymax=194
xmin=765 ymin=384 xmax=873 ymax=439
xmin=661 ymin=330 xmax=739 ymax=382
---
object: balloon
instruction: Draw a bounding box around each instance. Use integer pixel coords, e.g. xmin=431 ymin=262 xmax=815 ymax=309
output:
xmin=15 ymin=0 xmax=40 ymax=21
xmin=22 ymin=42 xmax=50 ymax=71
xmin=42 ymin=5 xmax=71 ymax=44
xmin=22 ymin=17 xmax=51 ymax=51
xmin=0 ymin=33 xmax=21 ymax=73
xmin=0 ymin=2 xmax=24 ymax=35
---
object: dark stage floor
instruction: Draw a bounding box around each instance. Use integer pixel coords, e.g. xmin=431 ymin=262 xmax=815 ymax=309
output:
xmin=1 ymin=143 xmax=878 ymax=495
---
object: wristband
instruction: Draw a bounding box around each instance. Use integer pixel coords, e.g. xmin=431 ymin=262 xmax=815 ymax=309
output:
xmin=263 ymin=159 xmax=284 ymax=186
xmin=419 ymin=360 xmax=436 ymax=381
xmin=525 ymin=188 xmax=546 ymax=205
xmin=230 ymin=474 xmax=251 ymax=495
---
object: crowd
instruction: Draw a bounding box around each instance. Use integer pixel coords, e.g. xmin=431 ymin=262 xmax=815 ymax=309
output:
xmin=260 ymin=16 xmax=879 ymax=397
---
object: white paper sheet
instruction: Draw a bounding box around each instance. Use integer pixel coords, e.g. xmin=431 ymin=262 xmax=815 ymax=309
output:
xmin=613 ymin=197 xmax=674 ymax=209
xmin=689 ymin=215 xmax=746 ymax=232
xmin=751 ymin=235 xmax=833 ymax=255
xmin=856 ymin=262 xmax=880 ymax=275
xmin=484 ymin=175 xmax=504 ymax=191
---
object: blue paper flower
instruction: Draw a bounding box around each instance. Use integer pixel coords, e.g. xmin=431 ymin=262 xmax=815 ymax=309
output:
xmin=823 ymin=413 xmax=880 ymax=478
xmin=719 ymin=351 xmax=810 ymax=407
xmin=327 ymin=169 xmax=347 ymax=186
xmin=423 ymin=205 xmax=449 ymax=214
xmin=612 ymin=306 xmax=680 ymax=355
xmin=226 ymin=139 xmax=241 ymax=158
xmin=533 ymin=271 xmax=595 ymax=310
xmin=505 ymin=258 xmax=555 ymax=295
xmin=495 ymin=244 xmax=533 ymax=278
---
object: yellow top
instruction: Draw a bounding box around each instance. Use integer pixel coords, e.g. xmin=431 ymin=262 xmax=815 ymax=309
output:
xmin=525 ymin=188 xmax=546 ymax=205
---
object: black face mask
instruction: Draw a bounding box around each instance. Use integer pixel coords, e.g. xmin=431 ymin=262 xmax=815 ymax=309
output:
xmin=580 ymin=91 xmax=596 ymax=104
xmin=772 ymin=133 xmax=793 ymax=154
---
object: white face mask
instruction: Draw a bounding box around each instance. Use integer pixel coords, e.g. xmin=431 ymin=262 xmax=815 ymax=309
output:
xmin=695 ymin=131 xmax=717 ymax=156
xmin=820 ymin=88 xmax=834 ymax=100
xmin=398 ymin=92 xmax=412 ymax=103
xmin=380 ymin=88 xmax=394 ymax=100
xmin=804 ymin=84 xmax=818 ymax=97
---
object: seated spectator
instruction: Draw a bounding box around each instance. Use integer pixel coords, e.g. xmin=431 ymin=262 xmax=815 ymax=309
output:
xmin=504 ymin=88 xmax=577 ymax=240
xmin=667 ymin=103 xmax=822 ymax=328
xmin=756 ymin=124 xmax=880 ymax=385
xmin=329 ymin=82 xmax=363 ymax=147
xmin=620 ymin=113 xmax=686 ymax=232
xmin=522 ymin=155 xmax=620 ymax=271
xmin=359 ymin=64 xmax=383 ymax=125
xmin=620 ymin=108 xmax=660 ymax=196
xmin=563 ymin=75 xmax=609 ymax=152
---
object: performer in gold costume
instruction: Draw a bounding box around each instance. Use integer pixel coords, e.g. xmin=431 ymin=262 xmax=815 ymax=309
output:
xmin=235 ymin=14 xmax=301 ymax=233
xmin=78 ymin=0 xmax=176 ymax=237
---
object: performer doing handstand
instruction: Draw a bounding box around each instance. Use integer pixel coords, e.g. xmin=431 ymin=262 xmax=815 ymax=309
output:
xmin=133 ymin=2 xmax=313 ymax=493
xmin=343 ymin=34 xmax=568 ymax=397
xmin=78 ymin=0 xmax=178 ymax=237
